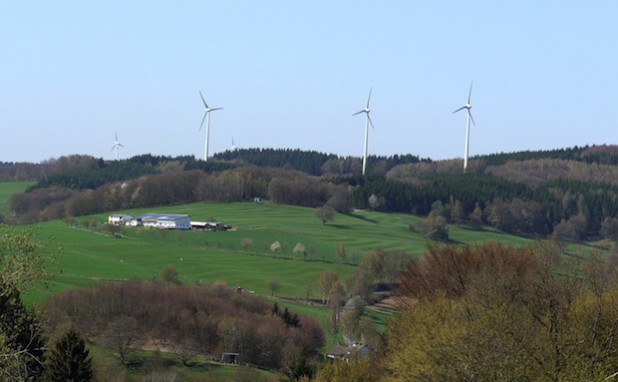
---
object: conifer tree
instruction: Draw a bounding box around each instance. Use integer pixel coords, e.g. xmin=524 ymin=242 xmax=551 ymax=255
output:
xmin=44 ymin=329 xmax=93 ymax=382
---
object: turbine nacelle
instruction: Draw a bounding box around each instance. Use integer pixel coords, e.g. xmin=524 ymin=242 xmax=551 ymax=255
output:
xmin=453 ymin=82 xmax=475 ymax=126
xmin=199 ymin=91 xmax=223 ymax=130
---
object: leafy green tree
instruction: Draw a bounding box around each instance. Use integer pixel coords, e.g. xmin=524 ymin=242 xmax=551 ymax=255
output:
xmin=314 ymin=205 xmax=335 ymax=226
xmin=280 ymin=345 xmax=315 ymax=382
xmin=417 ymin=214 xmax=449 ymax=241
xmin=44 ymin=329 xmax=93 ymax=382
xmin=314 ymin=359 xmax=375 ymax=382
xmin=0 ymin=228 xmax=58 ymax=381
xmin=468 ymin=202 xmax=483 ymax=226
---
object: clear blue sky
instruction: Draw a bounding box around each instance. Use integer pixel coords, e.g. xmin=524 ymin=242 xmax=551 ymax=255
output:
xmin=1 ymin=1 xmax=616 ymax=163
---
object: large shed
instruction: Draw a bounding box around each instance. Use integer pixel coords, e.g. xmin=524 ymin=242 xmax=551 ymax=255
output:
xmin=132 ymin=213 xmax=191 ymax=230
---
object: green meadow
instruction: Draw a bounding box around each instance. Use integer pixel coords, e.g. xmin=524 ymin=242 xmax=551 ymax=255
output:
xmin=26 ymin=201 xmax=531 ymax=302
xmin=0 ymin=182 xmax=538 ymax=379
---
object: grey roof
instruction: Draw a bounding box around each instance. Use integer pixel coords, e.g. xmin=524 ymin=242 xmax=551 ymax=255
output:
xmin=138 ymin=213 xmax=190 ymax=221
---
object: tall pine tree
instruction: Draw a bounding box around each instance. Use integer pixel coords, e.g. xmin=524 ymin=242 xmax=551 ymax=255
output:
xmin=44 ymin=329 xmax=93 ymax=382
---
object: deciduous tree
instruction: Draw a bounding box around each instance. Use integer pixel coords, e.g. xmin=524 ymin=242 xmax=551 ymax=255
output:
xmin=267 ymin=277 xmax=281 ymax=296
xmin=314 ymin=205 xmax=335 ymax=226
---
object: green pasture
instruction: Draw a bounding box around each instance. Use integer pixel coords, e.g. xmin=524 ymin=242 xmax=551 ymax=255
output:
xmin=22 ymin=200 xmax=533 ymax=306
xmin=0 ymin=182 xmax=545 ymax=379
xmin=0 ymin=182 xmax=32 ymax=215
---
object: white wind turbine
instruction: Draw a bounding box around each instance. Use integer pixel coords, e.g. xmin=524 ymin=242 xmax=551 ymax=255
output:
xmin=352 ymin=89 xmax=374 ymax=176
xmin=453 ymin=82 xmax=475 ymax=173
xmin=199 ymin=91 xmax=223 ymax=161
xmin=111 ymin=132 xmax=124 ymax=161
xmin=231 ymin=137 xmax=238 ymax=152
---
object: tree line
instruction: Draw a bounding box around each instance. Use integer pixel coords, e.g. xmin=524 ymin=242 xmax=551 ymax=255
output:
xmin=8 ymin=166 xmax=355 ymax=224
xmin=213 ymin=148 xmax=426 ymax=176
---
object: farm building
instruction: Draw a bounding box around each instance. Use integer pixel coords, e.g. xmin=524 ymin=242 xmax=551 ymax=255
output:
xmin=326 ymin=344 xmax=371 ymax=362
xmin=129 ymin=213 xmax=191 ymax=230
xmin=108 ymin=214 xmax=133 ymax=226
xmin=190 ymin=221 xmax=232 ymax=231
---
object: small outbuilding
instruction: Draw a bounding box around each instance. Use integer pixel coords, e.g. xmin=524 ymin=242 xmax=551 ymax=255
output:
xmin=221 ymin=352 xmax=239 ymax=364
xmin=190 ymin=221 xmax=220 ymax=231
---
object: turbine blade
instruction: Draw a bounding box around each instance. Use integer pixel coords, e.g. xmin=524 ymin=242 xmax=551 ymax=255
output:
xmin=467 ymin=82 xmax=473 ymax=104
xmin=210 ymin=107 xmax=223 ymax=112
xmin=352 ymin=110 xmax=365 ymax=116
xmin=367 ymin=114 xmax=375 ymax=129
xmin=115 ymin=132 xmax=118 ymax=141
xmin=119 ymin=143 xmax=125 ymax=147
xmin=469 ymin=110 xmax=476 ymax=126
xmin=200 ymin=111 xmax=208 ymax=130
xmin=453 ymin=106 xmax=466 ymax=114
xmin=111 ymin=145 xmax=116 ymax=151
xmin=366 ymin=88 xmax=373 ymax=109
xmin=199 ymin=91 xmax=208 ymax=108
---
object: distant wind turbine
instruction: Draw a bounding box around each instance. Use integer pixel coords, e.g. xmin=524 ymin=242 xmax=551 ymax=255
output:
xmin=111 ymin=132 xmax=124 ymax=161
xmin=352 ymin=88 xmax=374 ymax=176
xmin=231 ymin=137 xmax=238 ymax=152
xmin=453 ymin=82 xmax=475 ymax=173
xmin=199 ymin=91 xmax=223 ymax=161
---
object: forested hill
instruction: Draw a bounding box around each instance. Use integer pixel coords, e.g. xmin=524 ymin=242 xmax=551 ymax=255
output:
xmin=2 ymin=145 xmax=616 ymax=184
xmin=213 ymin=148 xmax=427 ymax=176
xmin=5 ymin=144 xmax=618 ymax=243
xmin=472 ymin=144 xmax=618 ymax=167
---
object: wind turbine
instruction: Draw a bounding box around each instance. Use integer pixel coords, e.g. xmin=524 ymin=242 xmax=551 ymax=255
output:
xmin=453 ymin=82 xmax=475 ymax=173
xmin=352 ymin=88 xmax=374 ymax=176
xmin=231 ymin=137 xmax=238 ymax=152
xmin=199 ymin=91 xmax=223 ymax=161
xmin=111 ymin=132 xmax=124 ymax=161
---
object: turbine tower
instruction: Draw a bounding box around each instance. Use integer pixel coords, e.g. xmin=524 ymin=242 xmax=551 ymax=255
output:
xmin=111 ymin=132 xmax=124 ymax=161
xmin=199 ymin=91 xmax=223 ymax=161
xmin=453 ymin=82 xmax=475 ymax=173
xmin=352 ymin=88 xmax=374 ymax=176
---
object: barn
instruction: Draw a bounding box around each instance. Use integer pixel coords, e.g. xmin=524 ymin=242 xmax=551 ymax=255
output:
xmin=130 ymin=213 xmax=191 ymax=230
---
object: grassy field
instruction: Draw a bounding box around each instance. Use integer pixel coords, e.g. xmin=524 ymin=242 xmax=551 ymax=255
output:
xmin=0 ymin=182 xmax=537 ymax=379
xmin=26 ymin=201 xmax=531 ymax=303
xmin=0 ymin=182 xmax=32 ymax=215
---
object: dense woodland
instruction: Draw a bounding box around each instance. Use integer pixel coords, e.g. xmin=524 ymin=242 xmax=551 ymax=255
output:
xmin=380 ymin=241 xmax=618 ymax=381
xmin=6 ymin=145 xmax=618 ymax=241
xmin=41 ymin=280 xmax=324 ymax=371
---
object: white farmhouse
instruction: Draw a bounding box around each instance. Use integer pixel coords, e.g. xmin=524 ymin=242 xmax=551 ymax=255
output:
xmin=108 ymin=214 xmax=133 ymax=226
xmin=133 ymin=213 xmax=191 ymax=230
